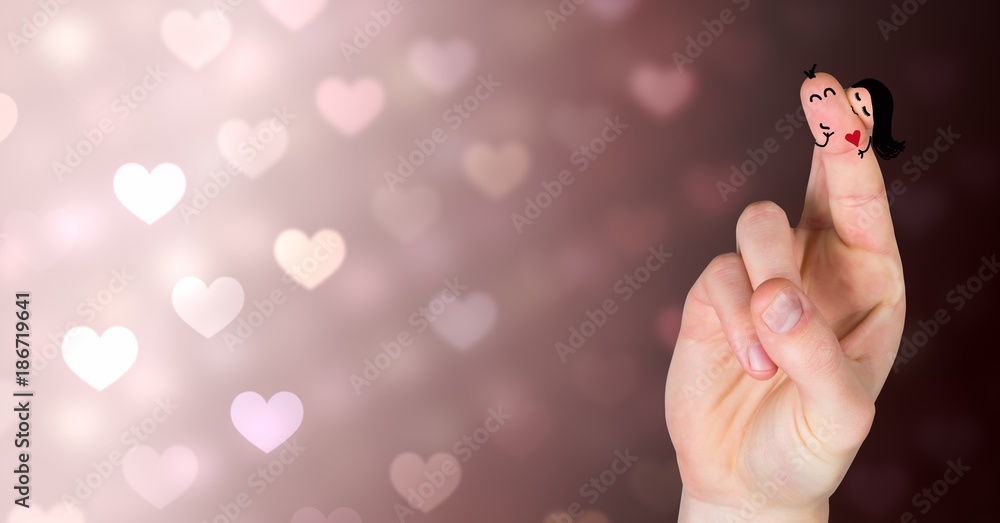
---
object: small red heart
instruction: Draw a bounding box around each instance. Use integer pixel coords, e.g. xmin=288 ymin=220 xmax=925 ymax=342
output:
xmin=845 ymin=130 xmax=861 ymax=147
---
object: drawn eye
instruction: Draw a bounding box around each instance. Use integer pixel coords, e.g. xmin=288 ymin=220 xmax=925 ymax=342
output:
xmin=862 ymin=106 xmax=871 ymax=117
xmin=855 ymin=92 xmax=862 ymax=101
xmin=823 ymin=87 xmax=836 ymax=98
xmin=809 ymin=93 xmax=822 ymax=103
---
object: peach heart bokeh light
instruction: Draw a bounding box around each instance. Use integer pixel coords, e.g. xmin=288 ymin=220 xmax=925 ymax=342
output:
xmin=216 ymin=118 xmax=290 ymax=179
xmin=171 ymin=276 xmax=245 ymax=338
xmin=260 ymin=0 xmax=328 ymax=30
xmin=407 ymin=38 xmax=477 ymax=94
xmin=122 ymin=445 xmax=199 ymax=509
xmin=290 ymin=507 xmax=363 ymax=523
xmin=371 ymin=185 xmax=441 ymax=243
xmin=161 ymin=10 xmax=232 ymax=69
xmin=430 ymin=291 xmax=498 ymax=350
xmin=273 ymin=228 xmax=346 ymax=290
xmin=462 ymin=142 xmax=532 ymax=200
xmin=315 ymin=77 xmax=385 ymax=136
xmin=0 ymin=93 xmax=17 ymax=143
xmin=389 ymin=452 xmax=463 ymax=513
xmin=629 ymin=63 xmax=695 ymax=119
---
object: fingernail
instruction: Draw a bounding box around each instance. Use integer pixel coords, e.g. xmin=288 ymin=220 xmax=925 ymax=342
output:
xmin=748 ymin=341 xmax=773 ymax=372
xmin=763 ymin=288 xmax=802 ymax=334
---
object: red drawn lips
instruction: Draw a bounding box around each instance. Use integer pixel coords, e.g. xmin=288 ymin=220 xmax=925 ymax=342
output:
xmin=845 ymin=130 xmax=861 ymax=147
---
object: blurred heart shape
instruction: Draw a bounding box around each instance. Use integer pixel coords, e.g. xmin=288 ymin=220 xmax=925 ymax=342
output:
xmin=260 ymin=0 xmax=328 ymax=30
xmin=462 ymin=141 xmax=532 ymax=200
xmin=407 ymin=38 xmax=476 ymax=94
xmin=315 ymin=77 xmax=385 ymax=136
xmin=113 ymin=163 xmax=186 ymax=224
xmin=585 ymin=0 xmax=639 ymax=21
xmin=290 ymin=507 xmax=363 ymax=523
xmin=629 ymin=63 xmax=695 ymax=119
xmin=549 ymin=102 xmax=611 ymax=149
xmin=231 ymin=391 xmax=304 ymax=453
xmin=122 ymin=445 xmax=198 ymax=509
xmin=61 ymin=326 xmax=138 ymax=391
xmin=543 ymin=510 xmax=611 ymax=523
xmin=0 ymin=93 xmax=17 ymax=143
xmin=3 ymin=209 xmax=77 ymax=271
xmin=430 ymin=291 xmax=498 ymax=350
xmin=389 ymin=452 xmax=462 ymax=513
xmin=171 ymin=276 xmax=245 ymax=338
xmin=578 ymin=512 xmax=612 ymax=523
xmin=216 ymin=118 xmax=289 ymax=178
xmin=273 ymin=228 xmax=346 ymax=290
xmin=161 ymin=10 xmax=231 ymax=69
xmin=371 ymin=185 xmax=441 ymax=242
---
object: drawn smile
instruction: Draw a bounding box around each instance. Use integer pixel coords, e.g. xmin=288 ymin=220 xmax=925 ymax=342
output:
xmin=815 ymin=123 xmax=833 ymax=147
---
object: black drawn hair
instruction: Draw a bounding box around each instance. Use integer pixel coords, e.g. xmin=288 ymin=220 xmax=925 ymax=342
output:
xmin=850 ymin=78 xmax=906 ymax=160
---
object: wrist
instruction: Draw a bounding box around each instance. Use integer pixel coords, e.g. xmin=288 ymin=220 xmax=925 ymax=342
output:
xmin=678 ymin=489 xmax=829 ymax=523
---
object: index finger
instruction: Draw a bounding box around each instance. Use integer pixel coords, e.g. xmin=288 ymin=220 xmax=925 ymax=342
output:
xmin=800 ymin=71 xmax=897 ymax=254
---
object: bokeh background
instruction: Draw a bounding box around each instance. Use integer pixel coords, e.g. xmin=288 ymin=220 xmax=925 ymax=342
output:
xmin=1 ymin=0 xmax=997 ymax=521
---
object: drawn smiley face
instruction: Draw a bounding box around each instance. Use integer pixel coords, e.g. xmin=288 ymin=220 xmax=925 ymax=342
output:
xmin=846 ymin=87 xmax=874 ymax=155
xmin=807 ymin=86 xmax=838 ymax=147
xmin=802 ymin=70 xmax=903 ymax=161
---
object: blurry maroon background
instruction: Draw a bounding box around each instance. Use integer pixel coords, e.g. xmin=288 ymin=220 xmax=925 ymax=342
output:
xmin=0 ymin=0 xmax=997 ymax=522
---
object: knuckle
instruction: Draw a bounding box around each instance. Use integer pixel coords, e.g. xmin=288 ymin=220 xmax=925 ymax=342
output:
xmin=738 ymin=201 xmax=788 ymax=231
xmin=706 ymin=253 xmax=744 ymax=280
xmin=802 ymin=329 xmax=841 ymax=378
xmin=840 ymin=223 xmax=895 ymax=256
xmin=833 ymin=187 xmax=887 ymax=210
xmin=708 ymin=252 xmax=741 ymax=270
xmin=807 ymin=401 xmax=874 ymax=454
xmin=839 ymin=401 xmax=876 ymax=448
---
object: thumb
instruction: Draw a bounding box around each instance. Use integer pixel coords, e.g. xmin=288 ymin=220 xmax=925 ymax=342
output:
xmin=750 ymin=279 xmax=874 ymax=451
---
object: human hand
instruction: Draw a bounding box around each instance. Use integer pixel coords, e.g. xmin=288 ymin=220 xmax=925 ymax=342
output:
xmin=664 ymin=71 xmax=906 ymax=522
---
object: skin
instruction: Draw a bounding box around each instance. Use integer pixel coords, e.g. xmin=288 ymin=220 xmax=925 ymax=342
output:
xmin=665 ymin=72 xmax=905 ymax=521
xmin=846 ymin=86 xmax=874 ymax=157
